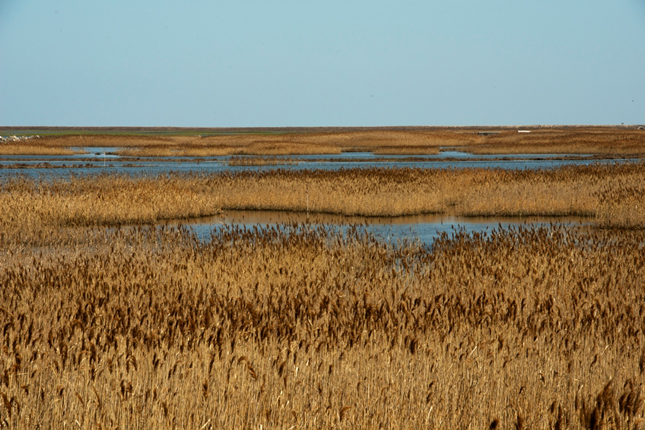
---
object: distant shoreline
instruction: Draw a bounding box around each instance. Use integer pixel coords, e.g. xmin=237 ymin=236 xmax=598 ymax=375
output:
xmin=1 ymin=124 xmax=643 ymax=136
xmin=1 ymin=126 xmax=644 ymax=156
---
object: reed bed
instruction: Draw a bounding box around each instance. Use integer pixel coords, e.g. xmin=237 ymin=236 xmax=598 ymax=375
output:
xmin=372 ymin=146 xmax=440 ymax=155
xmin=0 ymin=162 xmax=100 ymax=170
xmin=0 ymin=173 xmax=221 ymax=245
xmin=116 ymin=146 xmax=234 ymax=157
xmin=115 ymin=143 xmax=341 ymax=157
xmin=0 ymin=223 xmax=644 ymax=428
xmin=1 ymin=163 xmax=644 ymax=246
xmin=5 ymin=127 xmax=643 ymax=156
xmin=468 ymin=129 xmax=645 ymax=155
xmin=211 ymin=164 xmax=645 ymax=228
xmin=227 ymin=156 xmax=299 ymax=166
xmin=0 ymin=145 xmax=80 ymax=156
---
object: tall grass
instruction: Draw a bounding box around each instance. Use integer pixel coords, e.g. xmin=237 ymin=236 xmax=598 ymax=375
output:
xmin=372 ymin=146 xmax=440 ymax=155
xmin=1 ymin=163 xmax=644 ymax=246
xmin=470 ymin=128 xmax=645 ymax=155
xmin=227 ymin=156 xmax=299 ymax=166
xmin=4 ymin=127 xmax=644 ymax=156
xmin=0 ymin=145 xmax=80 ymax=156
xmin=197 ymin=163 xmax=645 ymax=227
xmin=0 ymin=224 xmax=644 ymax=428
xmin=0 ymin=173 xmax=221 ymax=245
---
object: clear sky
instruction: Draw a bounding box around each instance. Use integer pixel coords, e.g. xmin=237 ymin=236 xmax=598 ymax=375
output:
xmin=1 ymin=0 xmax=644 ymax=127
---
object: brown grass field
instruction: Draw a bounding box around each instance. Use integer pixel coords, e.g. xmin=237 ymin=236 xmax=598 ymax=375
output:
xmin=1 ymin=161 xmax=645 ymax=428
xmin=0 ymin=223 xmax=644 ymax=428
xmin=1 ymin=126 xmax=644 ymax=156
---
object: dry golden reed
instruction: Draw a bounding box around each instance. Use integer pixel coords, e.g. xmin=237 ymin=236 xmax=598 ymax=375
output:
xmin=1 ymin=162 xmax=644 ymax=247
xmin=0 ymin=173 xmax=221 ymax=245
xmin=0 ymin=145 xmax=80 ymax=156
xmin=3 ymin=126 xmax=644 ymax=156
xmin=469 ymin=127 xmax=645 ymax=155
xmin=371 ymin=146 xmax=440 ymax=155
xmin=227 ymin=156 xmax=299 ymax=166
xmin=205 ymin=163 xmax=645 ymax=227
xmin=0 ymin=224 xmax=644 ymax=428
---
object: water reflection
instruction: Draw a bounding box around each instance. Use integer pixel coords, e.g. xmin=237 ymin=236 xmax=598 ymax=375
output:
xmin=70 ymin=147 xmax=120 ymax=158
xmin=165 ymin=210 xmax=590 ymax=246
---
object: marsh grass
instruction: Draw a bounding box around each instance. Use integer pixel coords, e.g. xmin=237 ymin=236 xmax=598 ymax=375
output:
xmin=4 ymin=127 xmax=643 ymax=156
xmin=0 ymin=173 xmax=222 ymax=245
xmin=115 ymin=146 xmax=234 ymax=157
xmin=372 ymin=146 xmax=441 ymax=155
xmin=468 ymin=128 xmax=645 ymax=155
xmin=0 ymin=162 xmax=99 ymax=170
xmin=1 ymin=163 xmax=644 ymax=246
xmin=0 ymin=224 xmax=644 ymax=428
xmin=227 ymin=156 xmax=299 ymax=166
xmin=0 ymin=145 xmax=80 ymax=156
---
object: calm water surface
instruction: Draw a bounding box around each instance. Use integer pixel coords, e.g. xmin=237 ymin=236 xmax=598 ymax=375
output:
xmin=0 ymin=151 xmax=602 ymax=244
xmin=0 ymin=149 xmax=635 ymax=178
xmin=165 ymin=210 xmax=590 ymax=246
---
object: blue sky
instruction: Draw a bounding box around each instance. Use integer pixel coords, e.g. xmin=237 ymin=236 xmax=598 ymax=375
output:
xmin=1 ymin=0 xmax=644 ymax=126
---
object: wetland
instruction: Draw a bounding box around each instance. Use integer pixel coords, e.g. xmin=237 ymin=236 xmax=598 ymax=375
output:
xmin=1 ymin=127 xmax=645 ymax=428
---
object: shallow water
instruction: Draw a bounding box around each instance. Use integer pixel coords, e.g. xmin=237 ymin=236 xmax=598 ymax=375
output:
xmin=0 ymin=149 xmax=634 ymax=178
xmin=70 ymin=147 xmax=121 ymax=158
xmin=164 ymin=210 xmax=590 ymax=246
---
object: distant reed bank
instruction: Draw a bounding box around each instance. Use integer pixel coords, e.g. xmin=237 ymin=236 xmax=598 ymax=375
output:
xmin=1 ymin=163 xmax=644 ymax=245
xmin=2 ymin=126 xmax=644 ymax=156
